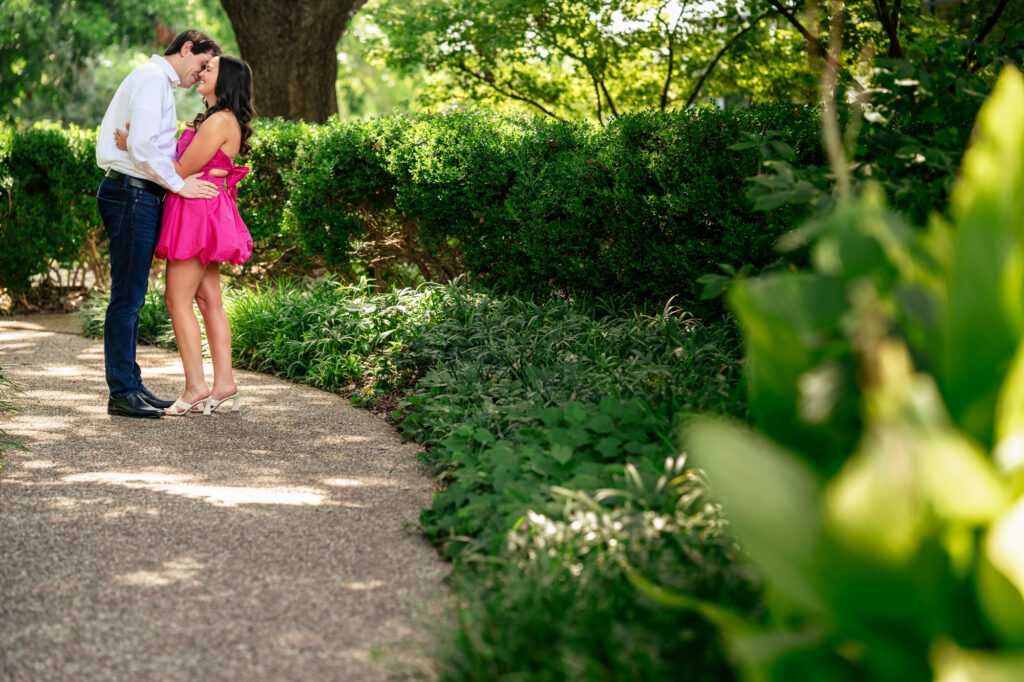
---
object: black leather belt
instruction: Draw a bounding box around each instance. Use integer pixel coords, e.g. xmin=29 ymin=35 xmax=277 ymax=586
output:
xmin=104 ymin=169 xmax=166 ymax=198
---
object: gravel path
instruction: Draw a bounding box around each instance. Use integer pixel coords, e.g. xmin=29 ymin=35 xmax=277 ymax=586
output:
xmin=0 ymin=314 xmax=449 ymax=681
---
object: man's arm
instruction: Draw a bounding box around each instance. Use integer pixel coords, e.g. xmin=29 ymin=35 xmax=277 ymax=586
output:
xmin=123 ymin=77 xmax=185 ymax=193
xmin=115 ymin=122 xmax=218 ymax=199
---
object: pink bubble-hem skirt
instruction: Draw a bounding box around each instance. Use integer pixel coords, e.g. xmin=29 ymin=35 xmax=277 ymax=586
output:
xmin=156 ymin=188 xmax=253 ymax=265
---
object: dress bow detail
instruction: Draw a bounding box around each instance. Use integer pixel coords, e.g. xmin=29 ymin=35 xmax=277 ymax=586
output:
xmin=223 ymin=166 xmax=249 ymax=201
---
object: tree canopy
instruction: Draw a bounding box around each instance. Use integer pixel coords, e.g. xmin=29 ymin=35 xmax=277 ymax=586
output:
xmin=0 ymin=0 xmax=238 ymax=126
xmin=370 ymin=0 xmax=1023 ymax=124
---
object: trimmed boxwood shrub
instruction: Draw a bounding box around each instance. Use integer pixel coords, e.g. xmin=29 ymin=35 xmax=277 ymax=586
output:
xmin=281 ymin=104 xmax=823 ymax=313
xmin=236 ymin=117 xmax=315 ymax=277
xmin=2 ymin=105 xmax=823 ymax=312
xmin=0 ymin=124 xmax=101 ymax=295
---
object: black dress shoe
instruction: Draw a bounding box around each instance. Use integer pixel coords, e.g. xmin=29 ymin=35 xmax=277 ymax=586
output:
xmin=139 ymin=386 xmax=174 ymax=409
xmin=108 ymin=394 xmax=165 ymax=418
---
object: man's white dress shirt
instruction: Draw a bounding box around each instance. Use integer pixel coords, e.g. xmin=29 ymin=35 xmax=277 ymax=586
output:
xmin=96 ymin=55 xmax=185 ymax=193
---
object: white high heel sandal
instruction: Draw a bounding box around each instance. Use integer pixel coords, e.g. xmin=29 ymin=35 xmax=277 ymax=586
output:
xmin=165 ymin=396 xmax=210 ymax=416
xmin=203 ymin=391 xmax=241 ymax=415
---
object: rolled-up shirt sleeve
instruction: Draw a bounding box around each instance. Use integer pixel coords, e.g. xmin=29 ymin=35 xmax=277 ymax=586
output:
xmin=125 ymin=78 xmax=185 ymax=193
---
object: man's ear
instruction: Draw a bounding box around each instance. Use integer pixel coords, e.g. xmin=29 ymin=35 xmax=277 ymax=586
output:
xmin=180 ymin=40 xmax=194 ymax=57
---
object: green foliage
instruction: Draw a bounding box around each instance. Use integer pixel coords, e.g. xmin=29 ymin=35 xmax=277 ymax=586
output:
xmin=676 ymin=66 xmax=1024 ymax=680
xmin=741 ymin=35 xmax=1024 ymax=226
xmin=372 ymin=0 xmax=816 ymax=123
xmin=335 ymin=11 xmax=429 ymax=119
xmin=25 ymin=103 xmax=1003 ymax=317
xmin=236 ymin=118 xmax=317 ymax=277
xmin=225 ymin=277 xmax=454 ymax=391
xmin=0 ymin=124 xmax=101 ymax=295
xmin=0 ymin=368 xmax=24 ymax=463
xmin=392 ymin=288 xmax=745 ymax=557
xmin=435 ymin=460 xmax=756 ymax=681
xmin=264 ymin=103 xmax=817 ymax=309
xmin=284 ymin=117 xmax=405 ymax=271
xmin=1 ymin=0 xmax=237 ymax=127
xmin=355 ymin=105 xmax=816 ymax=310
xmin=79 ymin=287 xmax=174 ymax=347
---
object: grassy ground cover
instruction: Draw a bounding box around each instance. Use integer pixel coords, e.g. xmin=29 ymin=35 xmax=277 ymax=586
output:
xmin=0 ymin=369 xmax=21 ymax=467
xmin=81 ymin=278 xmax=757 ymax=679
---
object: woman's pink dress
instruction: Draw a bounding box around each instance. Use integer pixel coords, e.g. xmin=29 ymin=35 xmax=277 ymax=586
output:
xmin=155 ymin=128 xmax=253 ymax=265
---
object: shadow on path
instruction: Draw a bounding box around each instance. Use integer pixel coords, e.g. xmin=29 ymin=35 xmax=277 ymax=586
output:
xmin=0 ymin=316 xmax=449 ymax=681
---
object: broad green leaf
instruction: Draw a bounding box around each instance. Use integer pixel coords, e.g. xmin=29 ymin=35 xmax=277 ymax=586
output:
xmin=539 ymin=406 xmax=562 ymax=427
xmin=986 ymin=496 xmax=1024 ymax=603
xmin=550 ymin=443 xmax=573 ymax=465
xmin=942 ymin=66 xmax=1024 ymax=446
xmin=826 ymin=431 xmax=926 ymax=562
xmin=920 ymin=431 xmax=1008 ymax=523
xmin=473 ymin=427 xmax=495 ymax=444
xmin=931 ymin=639 xmax=1024 ymax=682
xmin=975 ymin=551 xmax=1024 ymax=646
xmin=830 ymin=352 xmax=1005 ymax=562
xmin=828 ymin=427 xmax=1005 ymax=563
xmin=687 ymin=417 xmax=825 ymax=613
xmin=994 ymin=337 xmax=1024 ymax=474
xmin=585 ymin=413 xmax=615 ymax=435
xmin=729 ymin=272 xmax=852 ymax=471
xmin=563 ymin=401 xmax=587 ymax=425
xmin=594 ymin=436 xmax=621 ymax=459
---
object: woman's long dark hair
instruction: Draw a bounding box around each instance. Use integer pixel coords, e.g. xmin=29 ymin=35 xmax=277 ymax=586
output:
xmin=189 ymin=55 xmax=255 ymax=157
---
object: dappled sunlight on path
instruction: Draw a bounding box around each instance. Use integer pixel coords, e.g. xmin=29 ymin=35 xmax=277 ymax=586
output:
xmin=0 ymin=315 xmax=448 ymax=681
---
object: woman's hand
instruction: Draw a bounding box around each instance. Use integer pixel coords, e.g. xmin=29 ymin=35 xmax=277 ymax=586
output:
xmin=113 ymin=122 xmax=130 ymax=151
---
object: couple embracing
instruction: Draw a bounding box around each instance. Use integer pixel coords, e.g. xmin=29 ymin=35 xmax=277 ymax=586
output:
xmin=96 ymin=30 xmax=254 ymax=419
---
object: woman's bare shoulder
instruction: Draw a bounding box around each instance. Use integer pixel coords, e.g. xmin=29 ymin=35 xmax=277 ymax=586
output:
xmin=203 ymin=110 xmax=240 ymax=130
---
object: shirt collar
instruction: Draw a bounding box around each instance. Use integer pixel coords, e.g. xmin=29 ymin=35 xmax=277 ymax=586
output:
xmin=150 ymin=54 xmax=180 ymax=87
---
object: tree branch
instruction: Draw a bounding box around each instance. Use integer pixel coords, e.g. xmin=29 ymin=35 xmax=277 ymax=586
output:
xmin=581 ymin=44 xmax=603 ymax=125
xmin=765 ymin=0 xmax=822 ymax=56
xmin=872 ymin=0 xmax=903 ymax=57
xmin=962 ymin=0 xmax=1010 ymax=71
xmin=976 ymin=0 xmax=1010 ymax=44
xmin=598 ymin=79 xmax=619 ymax=119
xmin=660 ymin=34 xmax=675 ymax=111
xmin=684 ymin=10 xmax=771 ymax=108
xmin=764 ymin=0 xmax=863 ymax=91
xmin=659 ymin=8 xmax=685 ymax=111
xmin=453 ymin=60 xmax=563 ymax=120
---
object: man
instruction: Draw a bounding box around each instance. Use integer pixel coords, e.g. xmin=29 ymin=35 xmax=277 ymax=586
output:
xmin=96 ymin=30 xmax=222 ymax=418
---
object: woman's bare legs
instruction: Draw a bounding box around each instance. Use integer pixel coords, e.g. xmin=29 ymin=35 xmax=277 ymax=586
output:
xmin=195 ymin=262 xmax=237 ymax=399
xmin=165 ymin=258 xmax=210 ymax=405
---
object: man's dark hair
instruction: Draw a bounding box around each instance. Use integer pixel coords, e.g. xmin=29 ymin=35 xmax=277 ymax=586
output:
xmin=164 ymin=30 xmax=221 ymax=58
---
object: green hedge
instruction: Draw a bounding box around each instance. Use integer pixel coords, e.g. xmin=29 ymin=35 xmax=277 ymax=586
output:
xmin=2 ymin=107 xmax=820 ymax=311
xmin=0 ymin=123 xmax=100 ymax=295
xmin=278 ymin=106 xmax=822 ymax=312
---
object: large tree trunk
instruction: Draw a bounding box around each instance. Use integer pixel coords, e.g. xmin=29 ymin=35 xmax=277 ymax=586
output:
xmin=219 ymin=0 xmax=366 ymax=122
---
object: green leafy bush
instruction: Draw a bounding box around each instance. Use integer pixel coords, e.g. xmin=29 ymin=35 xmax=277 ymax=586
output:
xmin=225 ymin=276 xmax=456 ymax=391
xmin=391 ymin=289 xmax=745 ymax=557
xmin=363 ymin=106 xmax=819 ymax=311
xmin=676 ymin=66 xmax=1024 ymax=680
xmin=740 ymin=36 xmax=1024 ymax=226
xmin=0 ymin=123 xmax=100 ymax=295
xmin=79 ymin=287 xmax=174 ymax=347
xmin=435 ymin=459 xmax=756 ymax=682
xmin=0 ymin=368 xmax=23 ymax=464
xmin=236 ymin=118 xmax=316 ymax=278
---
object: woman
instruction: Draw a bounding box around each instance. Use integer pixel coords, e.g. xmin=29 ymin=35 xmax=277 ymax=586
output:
xmin=115 ymin=55 xmax=254 ymax=416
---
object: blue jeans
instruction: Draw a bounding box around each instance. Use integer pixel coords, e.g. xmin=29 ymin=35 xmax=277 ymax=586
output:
xmin=96 ymin=176 xmax=164 ymax=398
